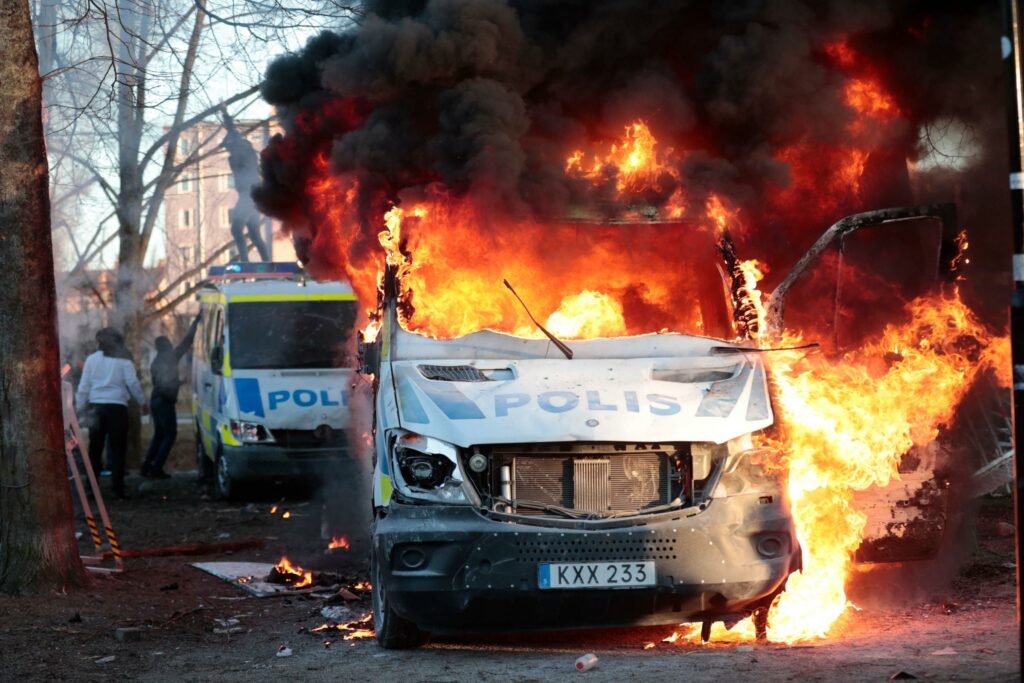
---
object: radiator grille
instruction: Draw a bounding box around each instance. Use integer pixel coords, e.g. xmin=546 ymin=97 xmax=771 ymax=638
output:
xmin=573 ymin=460 xmax=610 ymax=512
xmin=509 ymin=448 xmax=670 ymax=513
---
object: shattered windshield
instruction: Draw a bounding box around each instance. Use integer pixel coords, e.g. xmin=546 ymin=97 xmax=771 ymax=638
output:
xmin=228 ymin=300 xmax=356 ymax=369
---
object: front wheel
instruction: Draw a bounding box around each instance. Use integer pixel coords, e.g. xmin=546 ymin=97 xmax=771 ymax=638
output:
xmin=371 ymin=539 xmax=426 ymax=649
xmin=215 ymin=449 xmax=238 ymax=501
xmin=196 ymin=427 xmax=215 ymax=488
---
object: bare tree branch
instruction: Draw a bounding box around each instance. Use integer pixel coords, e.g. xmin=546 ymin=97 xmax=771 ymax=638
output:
xmin=145 ymin=240 xmax=235 ymax=320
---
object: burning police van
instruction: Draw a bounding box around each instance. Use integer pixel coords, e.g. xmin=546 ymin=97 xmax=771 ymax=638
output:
xmin=193 ymin=262 xmax=357 ymax=499
xmin=362 ymin=263 xmax=798 ymax=648
xmin=363 ymin=205 xmax=963 ymax=649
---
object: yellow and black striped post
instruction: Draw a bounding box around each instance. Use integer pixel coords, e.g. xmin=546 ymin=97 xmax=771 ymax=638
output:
xmin=105 ymin=525 xmax=124 ymax=569
xmin=86 ymin=515 xmax=102 ymax=551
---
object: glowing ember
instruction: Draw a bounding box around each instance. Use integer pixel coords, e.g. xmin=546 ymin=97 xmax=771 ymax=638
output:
xmin=312 ymin=614 xmax=375 ymax=640
xmin=282 ymin=511 xmax=291 ymax=519
xmin=272 ymin=556 xmax=313 ymax=588
xmin=328 ymin=536 xmax=351 ymax=550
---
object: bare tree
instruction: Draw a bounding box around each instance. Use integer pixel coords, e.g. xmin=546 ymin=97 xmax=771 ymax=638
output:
xmin=0 ymin=0 xmax=88 ymax=594
xmin=39 ymin=1 xmax=359 ymax=338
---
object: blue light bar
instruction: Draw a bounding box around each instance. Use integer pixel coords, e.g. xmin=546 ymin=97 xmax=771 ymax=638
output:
xmin=208 ymin=262 xmax=300 ymax=279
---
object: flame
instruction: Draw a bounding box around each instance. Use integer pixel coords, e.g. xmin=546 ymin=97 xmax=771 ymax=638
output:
xmin=760 ymin=290 xmax=1008 ymax=641
xmin=328 ymin=536 xmax=350 ymax=550
xmin=736 ymin=259 xmax=768 ymax=339
xmin=273 ymin=556 xmax=313 ymax=588
xmin=845 ymin=78 xmax=899 ymax=120
xmin=537 ymin=290 xmax=626 ymax=339
xmin=566 ymin=120 xmax=679 ymax=198
xmin=705 ymin=194 xmax=740 ymax=236
xmin=282 ymin=511 xmax=291 ymax=519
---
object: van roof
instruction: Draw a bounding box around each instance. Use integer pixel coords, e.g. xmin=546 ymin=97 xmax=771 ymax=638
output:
xmin=198 ymin=278 xmax=356 ymax=303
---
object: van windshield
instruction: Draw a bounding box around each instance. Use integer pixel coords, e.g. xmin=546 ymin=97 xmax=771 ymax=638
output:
xmin=228 ymin=300 xmax=356 ymax=369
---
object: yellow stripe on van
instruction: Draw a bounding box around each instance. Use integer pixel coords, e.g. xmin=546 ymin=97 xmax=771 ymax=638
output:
xmin=198 ymin=292 xmax=226 ymax=304
xmin=380 ymin=474 xmax=393 ymax=505
xmin=223 ymin=349 xmax=232 ymax=377
xmin=221 ymin=422 xmax=241 ymax=447
xmin=227 ymin=293 xmax=356 ymax=303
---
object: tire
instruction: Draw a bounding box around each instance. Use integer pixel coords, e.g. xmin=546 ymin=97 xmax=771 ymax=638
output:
xmin=214 ymin=449 xmax=238 ymax=501
xmin=196 ymin=427 xmax=212 ymax=479
xmin=371 ymin=537 xmax=426 ymax=649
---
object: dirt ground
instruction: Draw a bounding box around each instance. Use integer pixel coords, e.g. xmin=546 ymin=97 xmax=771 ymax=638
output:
xmin=0 ymin=429 xmax=1020 ymax=682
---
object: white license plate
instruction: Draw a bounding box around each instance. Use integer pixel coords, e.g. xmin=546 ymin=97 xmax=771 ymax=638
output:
xmin=538 ymin=561 xmax=655 ymax=590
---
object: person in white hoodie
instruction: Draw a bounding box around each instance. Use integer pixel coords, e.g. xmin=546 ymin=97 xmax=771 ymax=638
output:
xmin=76 ymin=327 xmax=146 ymax=499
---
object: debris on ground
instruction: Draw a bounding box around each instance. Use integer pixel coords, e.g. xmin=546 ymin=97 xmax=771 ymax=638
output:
xmin=94 ymin=656 xmax=116 ymax=665
xmin=115 ymin=626 xmax=142 ymax=642
xmin=276 ymin=646 xmax=293 ymax=658
xmin=575 ymin=653 xmax=599 ymax=672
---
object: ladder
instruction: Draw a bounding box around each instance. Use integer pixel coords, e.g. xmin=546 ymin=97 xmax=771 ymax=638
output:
xmin=61 ymin=372 xmax=124 ymax=573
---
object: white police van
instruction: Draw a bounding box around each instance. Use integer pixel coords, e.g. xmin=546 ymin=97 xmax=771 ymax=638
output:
xmin=193 ymin=262 xmax=357 ymax=498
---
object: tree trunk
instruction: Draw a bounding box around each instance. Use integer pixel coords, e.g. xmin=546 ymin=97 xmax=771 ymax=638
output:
xmin=0 ymin=0 xmax=88 ymax=594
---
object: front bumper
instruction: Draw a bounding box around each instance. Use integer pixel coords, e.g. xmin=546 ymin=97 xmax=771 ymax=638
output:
xmin=221 ymin=443 xmax=349 ymax=482
xmin=374 ymin=492 xmax=799 ymax=634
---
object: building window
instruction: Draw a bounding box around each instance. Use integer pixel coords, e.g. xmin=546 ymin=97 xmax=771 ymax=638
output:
xmin=228 ymin=173 xmax=236 ymax=189
xmin=181 ymin=209 xmax=192 ymax=227
xmin=222 ymin=207 xmax=234 ymax=227
xmin=180 ymin=246 xmax=192 ymax=267
xmin=220 ymin=172 xmax=236 ymax=191
xmin=178 ymin=138 xmax=191 ymax=157
xmin=179 ymin=174 xmax=193 ymax=192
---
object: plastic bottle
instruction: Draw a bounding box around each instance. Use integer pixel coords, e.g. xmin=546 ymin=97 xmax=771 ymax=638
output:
xmin=575 ymin=653 xmax=598 ymax=672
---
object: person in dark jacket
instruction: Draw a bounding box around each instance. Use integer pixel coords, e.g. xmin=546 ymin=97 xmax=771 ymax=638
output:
xmin=141 ymin=315 xmax=201 ymax=478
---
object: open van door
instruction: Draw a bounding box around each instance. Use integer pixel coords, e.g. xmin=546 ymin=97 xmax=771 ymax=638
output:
xmin=763 ymin=205 xmax=967 ymax=563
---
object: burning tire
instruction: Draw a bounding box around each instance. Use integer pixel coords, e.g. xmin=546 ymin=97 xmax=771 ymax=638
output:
xmin=371 ymin=535 xmax=426 ymax=650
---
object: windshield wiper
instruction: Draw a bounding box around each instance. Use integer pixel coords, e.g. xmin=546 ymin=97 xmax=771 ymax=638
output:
xmin=503 ymin=279 xmax=574 ymax=360
xmin=710 ymin=341 xmax=820 ymax=355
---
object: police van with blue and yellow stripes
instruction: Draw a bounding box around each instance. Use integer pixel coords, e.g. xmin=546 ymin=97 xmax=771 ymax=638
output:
xmin=192 ymin=262 xmax=357 ymax=498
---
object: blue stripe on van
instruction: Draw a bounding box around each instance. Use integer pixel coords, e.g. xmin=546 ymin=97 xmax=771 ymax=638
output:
xmin=234 ymin=377 xmax=265 ymax=417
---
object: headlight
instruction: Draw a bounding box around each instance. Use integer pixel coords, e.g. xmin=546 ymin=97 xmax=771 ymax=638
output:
xmin=711 ymin=437 xmax=784 ymax=498
xmin=390 ymin=430 xmax=469 ymax=504
xmin=230 ymin=419 xmax=275 ymax=444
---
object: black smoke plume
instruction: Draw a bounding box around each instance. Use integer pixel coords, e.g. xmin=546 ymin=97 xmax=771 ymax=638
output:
xmin=254 ymin=0 xmax=1011 ymax=324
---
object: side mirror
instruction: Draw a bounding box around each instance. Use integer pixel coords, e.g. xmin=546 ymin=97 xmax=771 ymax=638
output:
xmin=211 ymin=345 xmax=224 ymax=375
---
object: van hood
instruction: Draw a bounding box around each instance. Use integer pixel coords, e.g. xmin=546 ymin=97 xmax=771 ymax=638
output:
xmin=388 ymin=355 xmax=772 ymax=447
xmin=229 ymin=369 xmax=352 ymax=430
